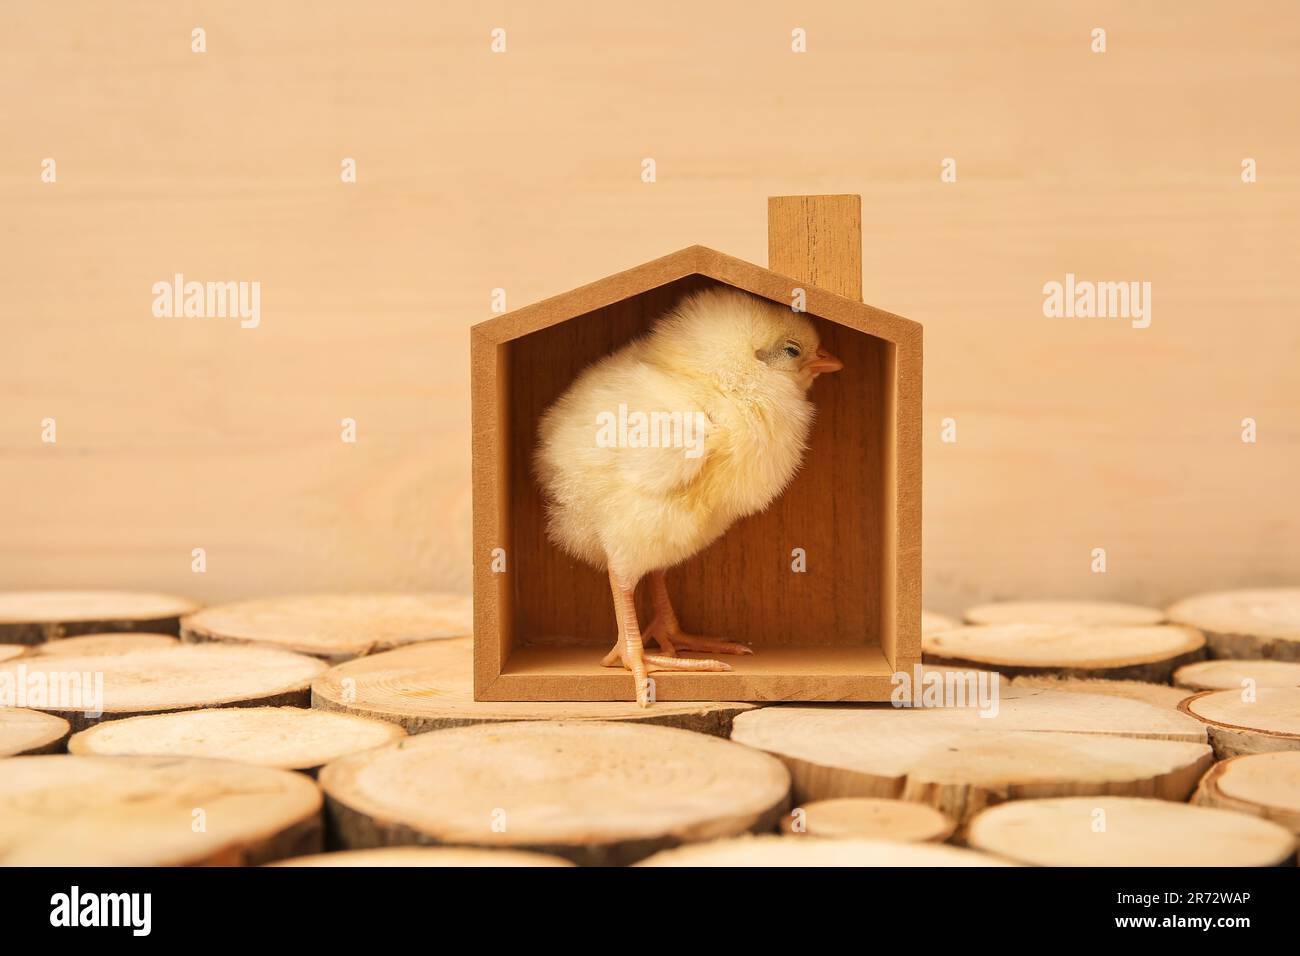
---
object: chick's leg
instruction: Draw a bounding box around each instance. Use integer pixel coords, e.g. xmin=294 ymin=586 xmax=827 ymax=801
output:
xmin=600 ymin=567 xmax=731 ymax=708
xmin=644 ymin=569 xmax=754 ymax=657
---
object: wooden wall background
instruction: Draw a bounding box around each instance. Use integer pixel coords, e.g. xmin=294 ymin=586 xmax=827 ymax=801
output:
xmin=3 ymin=1 xmax=1297 ymax=614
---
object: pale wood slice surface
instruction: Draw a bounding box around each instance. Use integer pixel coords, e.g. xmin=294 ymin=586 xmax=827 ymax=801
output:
xmin=968 ymin=796 xmax=1296 ymax=867
xmin=780 ymin=798 xmax=955 ymax=843
xmin=925 ymin=623 xmax=1205 ymax=681
xmin=1193 ymin=752 xmax=1300 ymax=839
xmin=271 ymin=847 xmax=574 ymax=866
xmin=0 ymin=708 xmax=70 ymax=755
xmin=312 ymin=638 xmax=756 ymax=736
xmin=1175 ymin=658 xmax=1300 ymax=691
xmin=319 ymin=720 xmax=791 ymax=866
xmin=1167 ymin=588 xmax=1300 ymax=661
xmin=730 ymin=689 xmax=1212 ymax=823
xmin=1180 ymin=687 xmax=1300 ymax=758
xmin=0 ymin=590 xmax=198 ymax=644
xmin=33 ymin=632 xmax=179 ymax=656
xmin=181 ymin=592 xmax=472 ymax=662
xmin=0 ymin=645 xmax=25 ymax=663
xmin=964 ymin=599 xmax=1165 ymax=627
xmin=0 ymin=644 xmax=327 ymax=731
xmin=1011 ymin=675 xmax=1192 ymax=710
xmin=68 ymin=706 xmax=406 ymax=772
xmin=921 ymin=610 xmax=959 ymax=637
xmin=638 ymin=835 xmax=1011 ymax=866
xmin=0 ymin=755 xmax=322 ymax=865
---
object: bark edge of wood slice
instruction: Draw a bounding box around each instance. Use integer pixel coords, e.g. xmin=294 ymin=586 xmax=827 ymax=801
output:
xmin=319 ymin=720 xmax=791 ymax=866
xmin=0 ymin=755 xmax=323 ymax=865
xmin=1179 ymin=687 xmax=1300 ymax=758
xmin=967 ymin=796 xmax=1296 ymax=867
xmin=0 ymin=708 xmax=71 ymax=756
xmin=0 ymin=590 xmax=198 ymax=644
xmin=1192 ymin=751 xmax=1300 ymax=839
xmin=1167 ymin=587 xmax=1300 ymax=661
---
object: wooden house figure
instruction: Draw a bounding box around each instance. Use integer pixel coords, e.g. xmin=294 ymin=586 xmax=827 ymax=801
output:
xmin=472 ymin=195 xmax=921 ymax=702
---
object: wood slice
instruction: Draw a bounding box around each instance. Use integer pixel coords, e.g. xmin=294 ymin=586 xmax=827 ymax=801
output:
xmin=1011 ymin=675 xmax=1192 ymax=710
xmin=1193 ymin=752 xmax=1300 ymax=839
xmin=0 ymin=590 xmax=198 ymax=644
xmin=68 ymin=706 xmax=406 ymax=773
xmin=0 ymin=645 xmax=26 ymax=663
xmin=181 ymin=592 xmax=472 ymax=662
xmin=637 ymin=835 xmax=1011 ymax=867
xmin=312 ymin=638 xmax=756 ymax=737
xmin=921 ymin=610 xmax=959 ymax=637
xmin=33 ymin=632 xmax=179 ymax=656
xmin=967 ymin=796 xmax=1296 ymax=867
xmin=0 ymin=755 xmax=322 ymax=865
xmin=730 ymin=689 xmax=1211 ymax=824
xmin=319 ymin=720 xmax=791 ymax=866
xmin=924 ymin=623 xmax=1205 ymax=681
xmin=964 ymin=599 xmax=1165 ymax=627
xmin=0 ymin=708 xmax=70 ymax=755
xmin=1167 ymin=587 xmax=1300 ymax=661
xmin=780 ymin=798 xmax=955 ymax=843
xmin=1179 ymin=688 xmax=1300 ymax=758
xmin=271 ymin=847 xmax=574 ymax=867
xmin=0 ymin=644 xmax=327 ymax=731
xmin=1175 ymin=659 xmax=1300 ymax=692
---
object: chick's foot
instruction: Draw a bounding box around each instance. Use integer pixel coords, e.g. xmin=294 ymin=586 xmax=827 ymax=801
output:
xmin=600 ymin=641 xmax=731 ymax=707
xmin=645 ymin=624 xmax=754 ymax=659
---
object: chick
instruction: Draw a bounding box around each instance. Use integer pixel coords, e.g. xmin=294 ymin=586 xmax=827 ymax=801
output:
xmin=535 ymin=286 xmax=843 ymax=706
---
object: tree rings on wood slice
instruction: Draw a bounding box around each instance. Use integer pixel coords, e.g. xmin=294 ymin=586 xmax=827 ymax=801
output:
xmin=1179 ymin=688 xmax=1300 ymax=758
xmin=0 ymin=708 xmax=70 ymax=755
xmin=0 ymin=644 xmax=327 ymax=731
xmin=730 ymin=689 xmax=1211 ymax=823
xmin=924 ymin=623 xmax=1205 ymax=681
xmin=312 ymin=638 xmax=756 ymax=736
xmin=1167 ymin=588 xmax=1300 ymax=661
xmin=0 ymin=755 xmax=322 ymax=865
xmin=1193 ymin=752 xmax=1300 ymax=840
xmin=0 ymin=590 xmax=197 ymax=644
xmin=922 ymin=610 xmax=959 ymax=637
xmin=181 ymin=592 xmax=472 ymax=662
xmin=1175 ymin=658 xmax=1300 ymax=692
xmin=0 ymin=645 xmax=25 ymax=663
xmin=68 ymin=706 xmax=405 ymax=773
xmin=271 ymin=847 xmax=574 ymax=867
xmin=964 ymin=599 xmax=1165 ymax=627
xmin=319 ymin=720 xmax=791 ymax=866
xmin=780 ymin=798 xmax=955 ymax=843
xmin=968 ymin=796 xmax=1296 ymax=867
xmin=1010 ymin=676 xmax=1191 ymax=710
xmin=33 ymin=632 xmax=179 ymax=657
xmin=637 ymin=835 xmax=1010 ymax=867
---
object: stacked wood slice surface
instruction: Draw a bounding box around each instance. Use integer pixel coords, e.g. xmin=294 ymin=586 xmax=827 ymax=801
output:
xmin=0 ymin=755 xmax=322 ymax=865
xmin=69 ymin=706 xmax=406 ymax=773
xmin=637 ymin=835 xmax=1011 ymax=867
xmin=1010 ymin=675 xmax=1192 ymax=710
xmin=271 ymin=847 xmax=574 ymax=867
xmin=1175 ymin=658 xmax=1300 ymax=691
xmin=967 ymin=796 xmax=1296 ymax=866
xmin=318 ymin=720 xmax=791 ymax=866
xmin=33 ymin=632 xmax=179 ymax=656
xmin=924 ymin=623 xmax=1205 ymax=682
xmin=0 ymin=645 xmax=25 ymax=663
xmin=1193 ymin=752 xmax=1300 ymax=841
xmin=0 ymin=708 xmax=70 ymax=756
xmin=730 ymin=688 xmax=1211 ymax=824
xmin=0 ymin=644 xmax=326 ymax=730
xmin=921 ymin=610 xmax=959 ymax=637
xmin=312 ymin=637 xmax=757 ymax=737
xmin=180 ymin=592 xmax=472 ymax=662
xmin=964 ymin=599 xmax=1165 ymax=626
xmin=780 ymin=798 xmax=956 ymax=843
xmin=1167 ymin=588 xmax=1300 ymax=660
xmin=0 ymin=590 xmax=197 ymax=643
xmin=1179 ymin=687 xmax=1300 ymax=758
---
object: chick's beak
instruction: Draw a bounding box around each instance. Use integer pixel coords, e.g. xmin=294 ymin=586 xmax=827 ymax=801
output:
xmin=805 ymin=347 xmax=844 ymax=379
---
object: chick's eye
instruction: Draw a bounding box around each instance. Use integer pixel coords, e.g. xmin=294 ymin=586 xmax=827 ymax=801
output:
xmin=783 ymin=344 xmax=801 ymax=358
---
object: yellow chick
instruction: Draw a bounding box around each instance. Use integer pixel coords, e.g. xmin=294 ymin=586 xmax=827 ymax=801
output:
xmin=535 ymin=286 xmax=842 ymax=706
